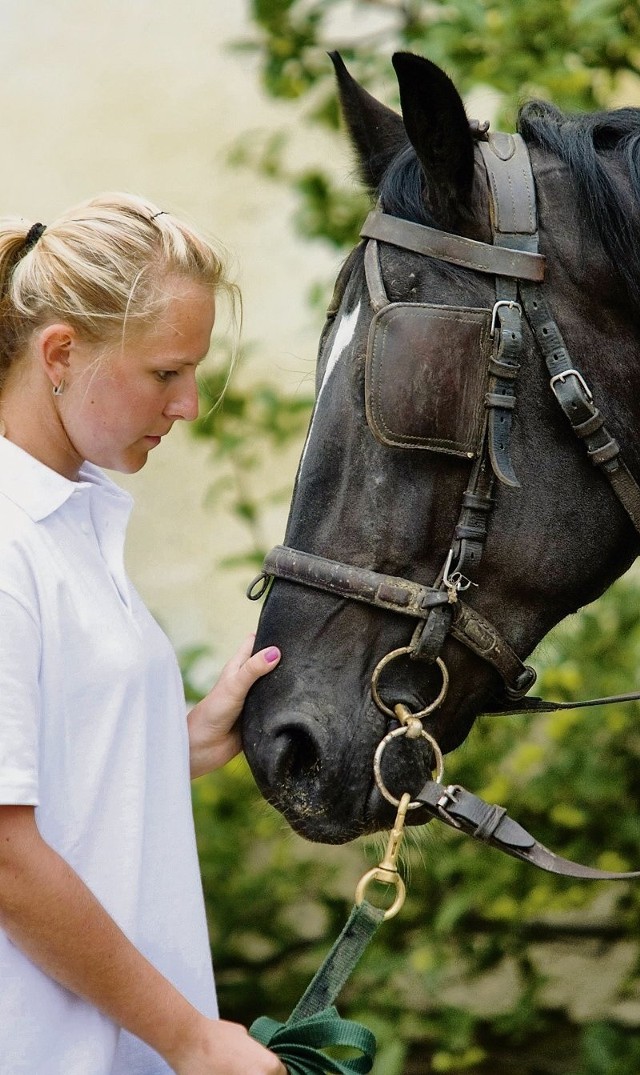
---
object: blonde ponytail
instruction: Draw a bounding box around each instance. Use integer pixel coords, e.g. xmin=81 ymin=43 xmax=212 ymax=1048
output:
xmin=0 ymin=193 xmax=238 ymax=391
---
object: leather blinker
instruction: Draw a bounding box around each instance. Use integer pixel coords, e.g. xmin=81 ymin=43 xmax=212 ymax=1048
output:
xmin=365 ymin=302 xmax=493 ymax=456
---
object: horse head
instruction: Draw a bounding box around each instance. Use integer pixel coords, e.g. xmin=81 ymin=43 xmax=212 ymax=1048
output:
xmin=242 ymin=52 xmax=640 ymax=843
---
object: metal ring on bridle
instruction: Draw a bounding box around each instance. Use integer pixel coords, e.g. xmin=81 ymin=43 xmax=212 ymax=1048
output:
xmin=246 ymin=572 xmax=272 ymax=601
xmin=373 ymin=726 xmax=445 ymax=809
xmin=371 ymin=648 xmax=449 ymax=719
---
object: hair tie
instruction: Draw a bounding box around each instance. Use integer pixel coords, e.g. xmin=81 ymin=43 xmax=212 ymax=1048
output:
xmin=149 ymin=210 xmax=166 ymax=221
xmin=23 ymin=222 xmax=46 ymax=252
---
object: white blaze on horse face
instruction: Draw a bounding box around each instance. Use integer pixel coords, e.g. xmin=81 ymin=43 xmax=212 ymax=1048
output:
xmin=298 ymin=301 xmax=361 ymax=477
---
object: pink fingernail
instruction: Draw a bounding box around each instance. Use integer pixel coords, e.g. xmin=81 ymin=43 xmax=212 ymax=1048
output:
xmin=265 ymin=647 xmax=281 ymax=663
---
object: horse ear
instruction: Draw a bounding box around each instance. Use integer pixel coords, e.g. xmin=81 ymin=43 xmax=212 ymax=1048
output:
xmin=392 ymin=52 xmax=475 ymax=221
xmin=329 ymin=51 xmax=408 ymax=192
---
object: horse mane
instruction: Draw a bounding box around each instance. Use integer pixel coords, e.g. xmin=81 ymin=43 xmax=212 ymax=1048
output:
xmin=377 ymin=99 xmax=640 ymax=308
xmin=519 ymin=100 xmax=640 ymax=308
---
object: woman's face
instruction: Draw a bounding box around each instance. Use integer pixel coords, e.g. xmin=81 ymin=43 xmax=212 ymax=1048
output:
xmin=59 ymin=277 xmax=216 ymax=475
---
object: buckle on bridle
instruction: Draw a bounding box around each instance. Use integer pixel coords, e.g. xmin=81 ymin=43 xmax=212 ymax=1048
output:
xmin=549 ymin=368 xmax=594 ymax=403
xmin=436 ymin=783 xmax=463 ymax=826
xmin=442 ymin=547 xmax=478 ymax=596
xmin=490 ymin=299 xmax=522 ymax=338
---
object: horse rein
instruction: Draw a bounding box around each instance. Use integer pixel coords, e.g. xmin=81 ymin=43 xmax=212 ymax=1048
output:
xmin=248 ymin=127 xmax=640 ymax=881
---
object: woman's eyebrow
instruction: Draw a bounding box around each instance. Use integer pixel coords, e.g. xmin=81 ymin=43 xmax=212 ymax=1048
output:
xmin=157 ymin=352 xmax=210 ymax=368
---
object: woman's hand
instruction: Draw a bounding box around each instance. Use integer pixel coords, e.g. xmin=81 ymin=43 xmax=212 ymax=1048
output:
xmin=173 ymin=1018 xmax=287 ymax=1075
xmin=187 ymin=633 xmax=281 ymax=778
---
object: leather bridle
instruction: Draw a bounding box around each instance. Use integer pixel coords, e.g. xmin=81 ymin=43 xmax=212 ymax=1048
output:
xmin=251 ymin=130 xmax=640 ymax=705
xmin=248 ymin=128 xmax=640 ymax=880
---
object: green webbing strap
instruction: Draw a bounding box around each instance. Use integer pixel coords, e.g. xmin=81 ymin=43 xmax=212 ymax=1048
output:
xmin=250 ymin=900 xmax=384 ymax=1074
xmin=250 ymin=1009 xmax=375 ymax=1074
xmin=288 ymin=899 xmax=385 ymax=1022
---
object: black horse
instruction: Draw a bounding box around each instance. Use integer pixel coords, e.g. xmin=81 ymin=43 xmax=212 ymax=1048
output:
xmin=242 ymin=52 xmax=640 ymax=844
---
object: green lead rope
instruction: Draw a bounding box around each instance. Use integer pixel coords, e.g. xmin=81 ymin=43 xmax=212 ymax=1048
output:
xmin=250 ymin=1008 xmax=375 ymax=1075
xmin=250 ymin=900 xmax=385 ymax=1074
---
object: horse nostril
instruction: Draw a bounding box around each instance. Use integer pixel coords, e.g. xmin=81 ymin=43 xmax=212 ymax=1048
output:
xmin=268 ymin=718 xmax=323 ymax=786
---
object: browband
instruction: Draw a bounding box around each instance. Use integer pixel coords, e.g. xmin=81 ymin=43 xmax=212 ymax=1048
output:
xmin=360 ymin=210 xmax=546 ymax=282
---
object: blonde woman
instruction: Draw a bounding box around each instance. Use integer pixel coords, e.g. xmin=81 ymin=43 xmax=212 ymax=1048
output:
xmin=0 ymin=196 xmax=286 ymax=1075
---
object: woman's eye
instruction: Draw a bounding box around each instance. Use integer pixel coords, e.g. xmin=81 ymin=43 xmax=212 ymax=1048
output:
xmin=155 ymin=370 xmax=178 ymax=382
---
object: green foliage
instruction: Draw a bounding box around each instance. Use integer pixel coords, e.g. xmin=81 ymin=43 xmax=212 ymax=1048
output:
xmin=242 ymin=0 xmax=640 ymax=114
xmin=229 ymin=0 xmax=640 ymax=251
xmin=581 ymin=1022 xmax=640 ymax=1075
xmin=192 ymin=760 xmax=345 ymax=1023
xmin=191 ymin=355 xmax=313 ymax=568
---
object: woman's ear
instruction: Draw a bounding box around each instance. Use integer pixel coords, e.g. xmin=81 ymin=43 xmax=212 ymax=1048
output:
xmin=35 ymin=323 xmax=75 ymax=391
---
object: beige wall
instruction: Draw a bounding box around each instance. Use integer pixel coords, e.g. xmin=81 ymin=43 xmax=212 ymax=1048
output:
xmin=1 ymin=0 xmax=347 ymax=672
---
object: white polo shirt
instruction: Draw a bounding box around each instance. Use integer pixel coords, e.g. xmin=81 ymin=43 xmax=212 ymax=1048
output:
xmin=0 ymin=435 xmax=217 ymax=1074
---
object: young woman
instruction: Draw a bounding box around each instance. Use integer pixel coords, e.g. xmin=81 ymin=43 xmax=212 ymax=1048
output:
xmin=0 ymin=195 xmax=286 ymax=1074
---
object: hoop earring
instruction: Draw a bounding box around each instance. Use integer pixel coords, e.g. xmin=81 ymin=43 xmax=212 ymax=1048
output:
xmin=53 ymin=379 xmax=65 ymax=397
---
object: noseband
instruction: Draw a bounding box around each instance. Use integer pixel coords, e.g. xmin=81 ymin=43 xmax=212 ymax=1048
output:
xmin=250 ymin=128 xmax=640 ymax=707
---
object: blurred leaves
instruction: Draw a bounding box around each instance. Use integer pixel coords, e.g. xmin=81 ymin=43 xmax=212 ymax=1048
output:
xmin=226 ymin=0 xmax=640 ymax=252
xmin=192 ymin=353 xmax=313 ymax=567
xmin=240 ymin=0 xmax=640 ymax=117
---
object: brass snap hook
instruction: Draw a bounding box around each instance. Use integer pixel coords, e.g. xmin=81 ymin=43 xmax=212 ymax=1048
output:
xmin=355 ymin=792 xmax=411 ymax=919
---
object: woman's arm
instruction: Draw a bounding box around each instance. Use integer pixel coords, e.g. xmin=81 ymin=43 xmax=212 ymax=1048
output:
xmin=187 ymin=634 xmax=280 ymax=778
xmin=0 ymin=804 xmax=285 ymax=1075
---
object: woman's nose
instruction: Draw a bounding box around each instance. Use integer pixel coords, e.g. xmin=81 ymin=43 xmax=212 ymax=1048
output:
xmin=165 ymin=375 xmax=199 ymax=421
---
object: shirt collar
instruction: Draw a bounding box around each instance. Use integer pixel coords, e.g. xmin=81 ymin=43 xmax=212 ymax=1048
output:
xmin=0 ymin=436 xmax=132 ymax=522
